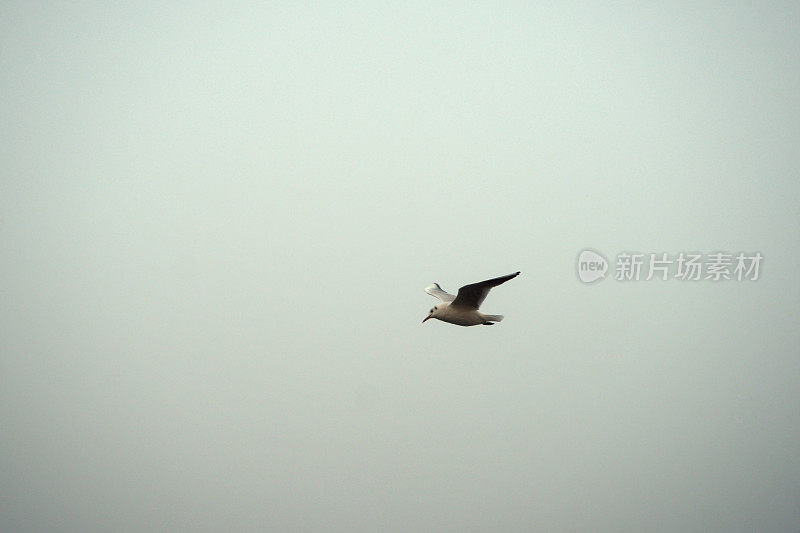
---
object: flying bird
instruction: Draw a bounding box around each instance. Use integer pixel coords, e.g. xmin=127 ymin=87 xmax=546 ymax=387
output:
xmin=422 ymin=271 xmax=520 ymax=326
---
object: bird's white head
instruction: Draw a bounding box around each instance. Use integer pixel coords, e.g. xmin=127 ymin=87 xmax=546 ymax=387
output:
xmin=422 ymin=305 xmax=439 ymax=323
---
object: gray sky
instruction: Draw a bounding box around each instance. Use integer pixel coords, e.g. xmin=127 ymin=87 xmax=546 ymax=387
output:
xmin=1 ymin=2 xmax=799 ymax=531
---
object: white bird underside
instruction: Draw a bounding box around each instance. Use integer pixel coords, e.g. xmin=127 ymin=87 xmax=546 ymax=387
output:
xmin=423 ymin=271 xmax=520 ymax=327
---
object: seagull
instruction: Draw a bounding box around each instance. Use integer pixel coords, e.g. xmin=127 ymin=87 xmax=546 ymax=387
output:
xmin=422 ymin=271 xmax=520 ymax=326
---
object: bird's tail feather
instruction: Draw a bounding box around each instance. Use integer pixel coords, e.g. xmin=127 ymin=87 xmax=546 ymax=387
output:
xmin=486 ymin=314 xmax=504 ymax=322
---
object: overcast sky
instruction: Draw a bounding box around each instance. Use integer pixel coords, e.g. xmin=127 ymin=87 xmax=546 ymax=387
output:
xmin=1 ymin=2 xmax=799 ymax=531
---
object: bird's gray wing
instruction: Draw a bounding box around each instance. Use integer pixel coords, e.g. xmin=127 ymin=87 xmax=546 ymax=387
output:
xmin=424 ymin=283 xmax=456 ymax=303
xmin=451 ymin=271 xmax=520 ymax=309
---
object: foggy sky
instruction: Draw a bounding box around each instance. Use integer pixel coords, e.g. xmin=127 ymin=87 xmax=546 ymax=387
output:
xmin=1 ymin=2 xmax=799 ymax=531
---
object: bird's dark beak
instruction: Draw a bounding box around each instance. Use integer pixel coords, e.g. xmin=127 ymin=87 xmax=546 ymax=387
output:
xmin=422 ymin=315 xmax=431 ymax=323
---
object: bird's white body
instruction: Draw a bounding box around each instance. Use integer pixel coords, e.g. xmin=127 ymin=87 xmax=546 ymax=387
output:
xmin=422 ymin=272 xmax=519 ymax=327
xmin=426 ymin=303 xmax=504 ymax=326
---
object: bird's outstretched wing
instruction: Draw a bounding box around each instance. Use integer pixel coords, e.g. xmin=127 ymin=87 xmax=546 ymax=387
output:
xmin=451 ymin=271 xmax=520 ymax=309
xmin=425 ymin=283 xmax=456 ymax=303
